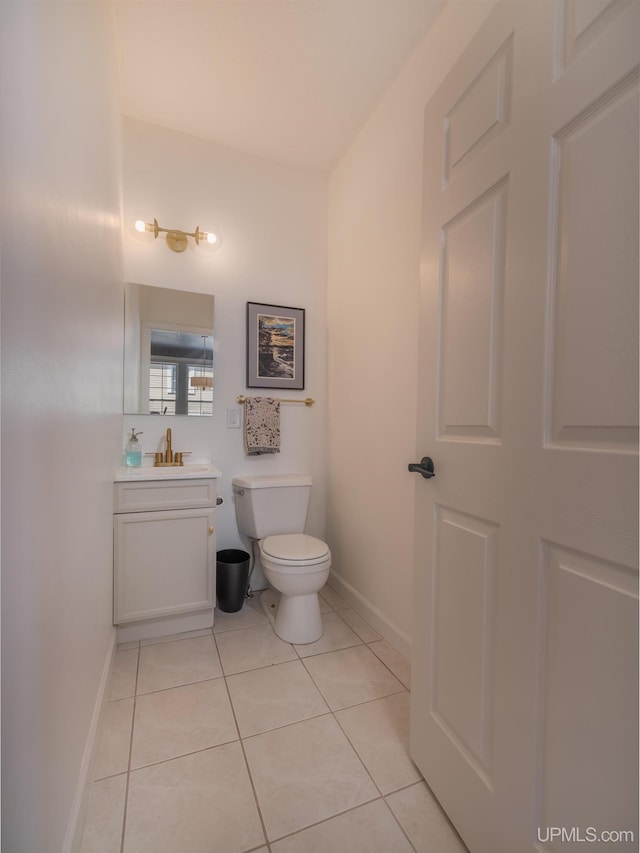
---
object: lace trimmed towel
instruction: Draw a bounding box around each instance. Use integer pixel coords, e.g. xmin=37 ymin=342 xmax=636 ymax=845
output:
xmin=243 ymin=396 xmax=281 ymax=456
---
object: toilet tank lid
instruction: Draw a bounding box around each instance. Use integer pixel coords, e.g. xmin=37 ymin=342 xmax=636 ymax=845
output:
xmin=232 ymin=473 xmax=312 ymax=489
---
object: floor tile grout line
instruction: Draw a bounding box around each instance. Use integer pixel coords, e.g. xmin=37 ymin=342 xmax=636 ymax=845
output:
xmin=225 ymin=654 xmax=318 ymax=686
xmin=333 ymin=605 xmax=383 ymax=644
xmin=294 ymin=637 xmax=364 ymax=660
xmin=388 ymin=777 xmax=469 ymax=852
xmin=134 ymin=673 xmax=225 ymax=696
xmin=327 ymin=690 xmax=393 ymax=803
xmin=265 ymin=793 xmax=385 ymax=846
xmin=235 ymin=707 xmax=334 ymax=742
xmin=223 ymin=650 xmax=331 ymax=738
xmin=119 ymin=643 xmax=140 ymax=853
xmin=136 ymin=627 xmax=214 ymax=648
xmin=384 ymin=780 xmax=469 ymax=853
xmin=367 ymin=636 xmax=409 ymax=661
xmin=126 ymin=737 xmax=242 ymax=774
xmin=92 ymin=768 xmax=128 ymax=783
xmin=121 ymin=629 xmax=212 ymax=650
xmin=233 ymin=738 xmax=273 ymax=853
xmin=366 ymin=640 xmax=411 ymax=688
xmin=330 ymin=708 xmax=385 ymax=798
xmin=329 ymin=685 xmax=409 ymax=713
xmin=305 ymin=653 xmax=405 ymax=705
xmin=293 ymin=612 xmax=365 ymax=656
xmin=382 ymin=792 xmax=421 ymax=853
xmin=214 ymin=630 xmax=272 ymax=853
xmin=134 ymin=628 xmax=223 ymax=692
xmin=295 ymin=642 xmax=407 ymax=713
xmin=385 ymin=779 xmax=426 ymax=797
xmin=213 ymin=614 xmax=271 ymax=635
xmin=133 ymin=672 xmax=225 ymax=697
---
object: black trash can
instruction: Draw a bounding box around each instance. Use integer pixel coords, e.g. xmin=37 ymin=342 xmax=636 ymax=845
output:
xmin=216 ymin=549 xmax=250 ymax=613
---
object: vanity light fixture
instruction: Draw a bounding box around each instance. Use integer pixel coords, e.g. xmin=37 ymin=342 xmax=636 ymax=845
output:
xmin=134 ymin=218 xmax=219 ymax=253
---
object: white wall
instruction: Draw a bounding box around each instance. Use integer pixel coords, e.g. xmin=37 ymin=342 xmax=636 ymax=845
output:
xmin=0 ymin=4 xmax=124 ymax=851
xmin=327 ymin=1 xmax=496 ymax=658
xmin=122 ymin=119 xmax=328 ymax=586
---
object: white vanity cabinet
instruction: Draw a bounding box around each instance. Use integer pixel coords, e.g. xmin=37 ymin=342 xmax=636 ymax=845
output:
xmin=113 ymin=478 xmax=217 ymax=629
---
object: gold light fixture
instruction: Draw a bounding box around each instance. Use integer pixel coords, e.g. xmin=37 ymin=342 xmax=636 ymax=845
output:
xmin=191 ymin=336 xmax=213 ymax=389
xmin=134 ymin=218 xmax=219 ymax=253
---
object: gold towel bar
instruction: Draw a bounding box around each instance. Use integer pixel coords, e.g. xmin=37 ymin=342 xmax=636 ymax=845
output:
xmin=237 ymin=394 xmax=315 ymax=407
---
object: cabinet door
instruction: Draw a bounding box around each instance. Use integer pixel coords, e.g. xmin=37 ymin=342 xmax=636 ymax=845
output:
xmin=114 ymin=508 xmax=215 ymax=624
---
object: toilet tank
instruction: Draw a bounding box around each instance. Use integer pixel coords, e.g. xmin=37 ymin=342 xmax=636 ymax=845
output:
xmin=232 ymin=474 xmax=312 ymax=538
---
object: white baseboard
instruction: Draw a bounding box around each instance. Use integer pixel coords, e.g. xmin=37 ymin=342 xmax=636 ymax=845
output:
xmin=327 ymin=570 xmax=411 ymax=662
xmin=63 ymin=627 xmax=117 ymax=853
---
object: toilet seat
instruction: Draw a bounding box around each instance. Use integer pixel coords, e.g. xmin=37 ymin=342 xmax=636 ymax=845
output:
xmin=261 ymin=534 xmax=330 ymax=567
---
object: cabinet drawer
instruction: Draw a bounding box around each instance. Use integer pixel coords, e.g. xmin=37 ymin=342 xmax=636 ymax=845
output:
xmin=114 ymin=478 xmax=216 ymax=512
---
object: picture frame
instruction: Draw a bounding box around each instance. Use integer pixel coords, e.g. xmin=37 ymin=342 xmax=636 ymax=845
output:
xmin=246 ymin=302 xmax=305 ymax=390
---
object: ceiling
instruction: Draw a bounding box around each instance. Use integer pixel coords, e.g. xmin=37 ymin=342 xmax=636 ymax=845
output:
xmin=113 ymin=1 xmax=444 ymax=172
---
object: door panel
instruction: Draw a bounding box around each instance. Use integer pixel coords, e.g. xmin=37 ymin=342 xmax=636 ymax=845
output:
xmin=431 ymin=508 xmax=498 ymax=782
xmin=547 ymin=71 xmax=639 ymax=448
xmin=444 ymin=35 xmax=513 ymax=184
xmin=535 ymin=543 xmax=639 ymax=844
xmin=560 ymin=0 xmax=631 ymax=69
xmin=411 ymin=2 xmax=639 ymax=851
xmin=438 ymin=180 xmax=507 ymax=442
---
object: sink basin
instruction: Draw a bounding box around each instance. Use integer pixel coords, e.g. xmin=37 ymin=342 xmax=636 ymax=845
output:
xmin=129 ymin=464 xmax=210 ymax=476
xmin=114 ymin=463 xmax=222 ymax=482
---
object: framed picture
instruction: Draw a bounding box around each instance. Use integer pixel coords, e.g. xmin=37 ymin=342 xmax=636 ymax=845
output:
xmin=246 ymin=302 xmax=305 ymax=390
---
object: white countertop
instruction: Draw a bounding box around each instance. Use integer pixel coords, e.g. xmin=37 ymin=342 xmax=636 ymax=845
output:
xmin=114 ymin=463 xmax=222 ymax=482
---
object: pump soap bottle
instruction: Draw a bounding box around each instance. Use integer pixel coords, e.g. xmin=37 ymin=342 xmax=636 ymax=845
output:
xmin=125 ymin=428 xmax=143 ymax=467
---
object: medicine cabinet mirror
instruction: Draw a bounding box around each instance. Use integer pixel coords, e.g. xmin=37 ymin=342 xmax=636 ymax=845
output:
xmin=123 ymin=282 xmax=214 ymax=416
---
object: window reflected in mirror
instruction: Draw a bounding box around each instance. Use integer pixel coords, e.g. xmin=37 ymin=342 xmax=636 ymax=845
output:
xmin=148 ymin=331 xmax=213 ymax=415
xmin=124 ymin=284 xmax=214 ymax=417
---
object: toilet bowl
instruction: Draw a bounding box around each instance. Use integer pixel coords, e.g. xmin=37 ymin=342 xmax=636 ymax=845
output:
xmin=259 ymin=534 xmax=331 ymax=643
xmin=231 ymin=474 xmax=331 ymax=644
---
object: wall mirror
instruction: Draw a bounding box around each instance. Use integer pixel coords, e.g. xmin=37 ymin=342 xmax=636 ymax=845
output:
xmin=124 ymin=283 xmax=214 ymax=416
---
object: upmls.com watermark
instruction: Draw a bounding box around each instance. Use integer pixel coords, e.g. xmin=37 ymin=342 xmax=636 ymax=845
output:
xmin=537 ymin=827 xmax=635 ymax=844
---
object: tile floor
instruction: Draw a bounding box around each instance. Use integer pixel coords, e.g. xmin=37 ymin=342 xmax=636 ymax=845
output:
xmin=80 ymin=586 xmax=467 ymax=853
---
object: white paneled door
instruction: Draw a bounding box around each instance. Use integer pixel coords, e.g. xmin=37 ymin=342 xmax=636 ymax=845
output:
xmin=410 ymin=3 xmax=639 ymax=852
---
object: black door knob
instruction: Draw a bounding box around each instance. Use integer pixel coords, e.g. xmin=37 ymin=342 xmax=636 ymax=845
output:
xmin=408 ymin=457 xmax=435 ymax=479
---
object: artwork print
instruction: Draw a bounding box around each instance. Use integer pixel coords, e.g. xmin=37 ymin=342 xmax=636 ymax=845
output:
xmin=246 ymin=302 xmax=305 ymax=390
xmin=258 ymin=312 xmax=295 ymax=379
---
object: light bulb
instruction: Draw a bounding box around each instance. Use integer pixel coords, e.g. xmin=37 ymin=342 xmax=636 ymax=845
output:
xmin=134 ymin=220 xmax=147 ymax=233
xmin=206 ymin=232 xmax=217 ymax=245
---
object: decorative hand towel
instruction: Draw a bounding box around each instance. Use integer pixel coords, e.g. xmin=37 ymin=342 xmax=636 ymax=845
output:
xmin=243 ymin=396 xmax=281 ymax=456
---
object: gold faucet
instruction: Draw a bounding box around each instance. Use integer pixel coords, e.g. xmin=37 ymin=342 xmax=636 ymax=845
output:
xmin=152 ymin=427 xmax=187 ymax=466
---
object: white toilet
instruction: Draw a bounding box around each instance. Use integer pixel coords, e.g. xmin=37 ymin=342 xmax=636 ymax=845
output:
xmin=232 ymin=473 xmax=331 ymax=644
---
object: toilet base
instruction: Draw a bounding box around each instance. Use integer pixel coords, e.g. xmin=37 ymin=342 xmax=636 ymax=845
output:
xmin=260 ymin=588 xmax=280 ymax=627
xmin=263 ymin=588 xmax=324 ymax=644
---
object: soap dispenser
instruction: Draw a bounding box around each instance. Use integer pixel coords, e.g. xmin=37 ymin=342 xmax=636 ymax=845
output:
xmin=125 ymin=428 xmax=143 ymax=467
